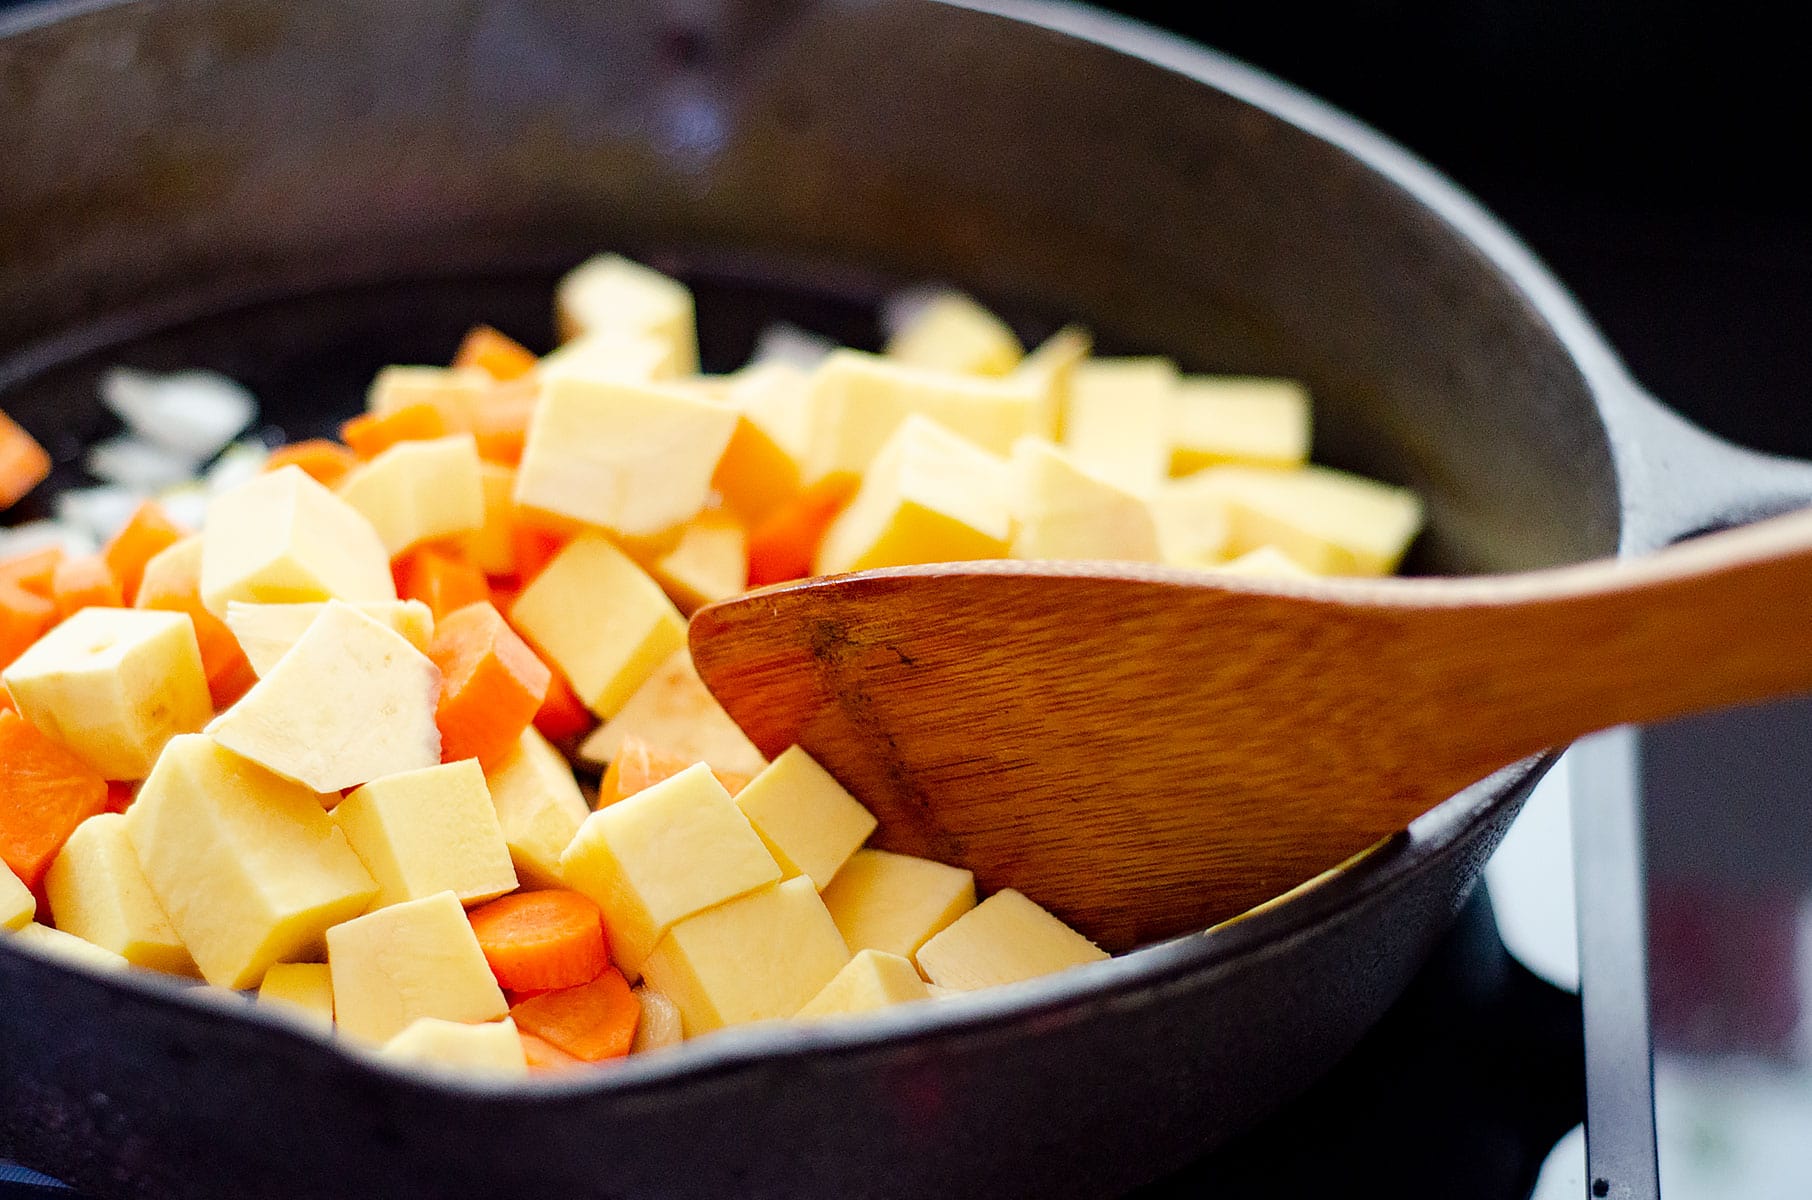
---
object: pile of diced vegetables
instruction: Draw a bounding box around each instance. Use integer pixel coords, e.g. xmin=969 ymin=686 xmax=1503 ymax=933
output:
xmin=0 ymin=255 xmax=1423 ymax=1078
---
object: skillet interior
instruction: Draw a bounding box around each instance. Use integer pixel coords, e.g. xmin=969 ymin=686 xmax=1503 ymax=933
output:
xmin=1 ymin=0 xmax=1623 ymax=1195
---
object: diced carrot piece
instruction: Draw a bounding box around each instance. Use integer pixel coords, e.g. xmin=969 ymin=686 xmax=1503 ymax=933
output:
xmin=519 ymin=1031 xmax=588 ymax=1073
xmin=0 ymin=685 xmax=15 ymax=715
xmin=468 ymin=889 xmax=609 ymax=992
xmin=0 ymin=583 xmax=55 ymax=670
xmin=340 ymin=402 xmax=453 ymax=459
xmin=135 ymin=539 xmax=257 ymax=709
xmin=532 ymin=671 xmax=594 ymax=743
xmin=102 ymin=501 xmax=186 ymax=606
xmin=104 ymin=781 xmax=135 ymax=815
xmin=0 ymin=709 xmax=110 ymax=888
xmin=470 ymin=381 xmax=537 ymax=466
xmin=746 ymin=472 xmax=860 ymax=586
xmin=597 ymin=735 xmax=751 ymax=807
xmin=264 ymin=439 xmax=359 ymax=488
xmin=452 ymin=326 xmax=538 ymax=382
xmin=428 ymin=601 xmax=552 ymax=766
xmin=51 ymin=554 xmax=124 ymax=618
xmin=0 ymin=546 xmax=63 ymax=598
xmin=713 ymin=415 xmax=802 ymax=527
xmin=509 ymin=967 xmax=640 ymax=1062
xmin=0 ymin=409 xmax=51 ymax=511
xmin=394 ymin=547 xmax=492 ymax=622
xmin=511 ymin=520 xmax=572 ymax=587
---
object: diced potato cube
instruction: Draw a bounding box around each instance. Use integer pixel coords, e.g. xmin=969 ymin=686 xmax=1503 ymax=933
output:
xmin=575 ymin=649 xmax=766 ymax=778
xmin=885 ymin=291 xmax=1023 ymax=377
xmin=819 ymin=848 xmax=975 ymax=959
xmin=1149 ymin=477 xmax=1232 ymax=569
xmin=483 ymin=727 xmax=589 ymax=889
xmin=796 ymin=948 xmax=930 ymax=1019
xmin=366 ymin=366 xmax=490 ymax=423
xmin=1191 ymin=465 xmax=1424 ymax=575
xmin=515 ymin=376 xmax=739 ymax=539
xmin=332 ymin=760 xmax=518 ymax=909
xmin=338 ymin=434 xmax=486 ymax=557
xmin=205 ymin=601 xmax=441 ymax=793
xmin=1007 ymin=437 xmax=1161 ymax=562
xmin=555 ymin=254 xmax=699 ymax=375
xmin=646 ymin=510 xmax=748 ymax=615
xmin=815 ymin=415 xmax=1011 ymax=575
xmin=327 ymin=890 xmax=508 ymax=1043
xmin=225 ymin=599 xmax=433 ymax=677
xmin=1215 ymin=545 xmax=1315 ymax=579
xmin=558 ymin=763 xmax=779 ymax=980
xmin=124 ymin=735 xmax=378 ymax=988
xmin=630 ymin=985 xmax=684 ymax=1053
xmin=1062 ymin=358 xmax=1176 ymax=495
xmin=199 ymin=465 xmax=395 ymax=616
xmin=1010 ymin=325 xmax=1091 ymax=440
xmin=258 ymin=961 xmax=335 ymax=1026
xmin=2 ymin=607 xmax=211 ymax=780
xmin=6 ymin=922 xmax=129 ymax=972
xmin=914 ymin=889 xmax=1107 ymax=990
xmin=381 ymin=1016 xmax=528 ymax=1077
xmin=509 ymin=534 xmax=686 ymax=719
xmin=803 ymin=349 xmax=1049 ymax=481
xmin=44 ymin=811 xmax=193 ymax=974
xmin=2 ymin=863 xmax=36 ymax=931
xmin=733 ymin=746 xmax=875 ymax=890
xmin=641 ymin=877 xmax=850 ymax=1035
xmin=459 ymin=463 xmax=519 ymax=576
xmin=1169 ymin=377 xmax=1311 ymax=474
xmin=537 ymin=330 xmax=680 ymax=384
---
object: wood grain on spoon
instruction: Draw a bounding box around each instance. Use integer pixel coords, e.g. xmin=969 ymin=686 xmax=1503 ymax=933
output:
xmin=690 ymin=506 xmax=1812 ymax=952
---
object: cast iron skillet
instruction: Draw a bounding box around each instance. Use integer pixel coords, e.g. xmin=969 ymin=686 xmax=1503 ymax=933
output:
xmin=2 ymin=2 xmax=1809 ymax=1197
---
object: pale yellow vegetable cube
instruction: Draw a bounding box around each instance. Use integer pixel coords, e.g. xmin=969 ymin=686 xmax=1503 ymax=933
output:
xmin=1062 ymin=358 xmax=1176 ymax=495
xmin=1192 ymin=464 xmax=1424 ymax=576
xmin=483 ymin=727 xmax=590 ymax=889
xmin=381 ymin=1016 xmax=528 ymax=1077
xmin=333 ymin=760 xmax=518 ymax=909
xmin=225 ymin=599 xmax=434 ymax=677
xmin=44 ymin=812 xmax=193 ymax=975
xmin=206 ymin=601 xmax=441 ymax=793
xmin=515 ymin=376 xmax=739 ymax=539
xmin=802 ymin=349 xmax=1049 ymax=481
xmin=819 ymin=848 xmax=975 ymax=959
xmin=327 ymin=890 xmax=507 ymax=1044
xmin=576 ymin=649 xmax=766 ymax=778
xmin=510 ymin=533 xmax=686 ymax=719
xmin=558 ymin=763 xmax=779 ymax=979
xmin=366 ymin=365 xmax=490 ymax=423
xmin=815 ymin=415 xmax=1010 ymax=575
xmin=1215 ymin=545 xmax=1315 ymax=579
xmin=199 ymin=465 xmax=395 ymax=616
xmin=124 ymin=735 xmax=377 ymax=988
xmin=459 ymin=463 xmax=519 ymax=576
xmin=733 ymin=746 xmax=875 ymax=890
xmin=2 ymin=607 xmax=211 ymax=780
xmin=914 ymin=889 xmax=1107 ymax=990
xmin=885 ymin=291 xmax=1022 ymax=376
xmin=258 ymin=961 xmax=335 ymax=1026
xmin=642 ymin=877 xmax=850 ymax=1035
xmin=631 ymin=986 xmax=685 ymax=1053
xmin=538 ymin=329 xmax=680 ymax=383
xmin=6 ymin=922 xmax=129 ymax=971
xmin=1007 ymin=437 xmax=1161 ymax=562
xmin=134 ymin=534 xmax=201 ymax=607
xmin=796 ymin=948 xmax=930 ymax=1019
xmin=3 ymin=863 xmax=36 ymax=931
xmin=1149 ymin=477 xmax=1232 ymax=569
xmin=1169 ymin=377 xmax=1311 ymax=474
xmin=1010 ymin=325 xmax=1091 ymax=440
xmin=555 ymin=254 xmax=699 ymax=375
xmin=338 ymin=434 xmax=486 ymax=557
xmin=647 ymin=510 xmax=748 ymax=615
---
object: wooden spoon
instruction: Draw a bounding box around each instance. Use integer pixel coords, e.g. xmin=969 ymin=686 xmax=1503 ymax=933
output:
xmin=689 ymin=507 xmax=1812 ymax=952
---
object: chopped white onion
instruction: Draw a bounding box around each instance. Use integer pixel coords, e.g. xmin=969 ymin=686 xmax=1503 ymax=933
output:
xmin=749 ymin=322 xmax=836 ymax=372
xmin=203 ymin=440 xmax=270 ymax=496
xmin=155 ymin=483 xmax=210 ymax=533
xmin=85 ymin=436 xmax=198 ymax=493
xmin=52 ymin=485 xmax=140 ymax=543
xmin=100 ymin=367 xmax=257 ymax=462
xmin=0 ymin=519 xmax=98 ymax=559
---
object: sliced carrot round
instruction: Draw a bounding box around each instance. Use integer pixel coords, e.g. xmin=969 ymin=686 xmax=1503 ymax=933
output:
xmin=468 ymin=889 xmax=609 ymax=993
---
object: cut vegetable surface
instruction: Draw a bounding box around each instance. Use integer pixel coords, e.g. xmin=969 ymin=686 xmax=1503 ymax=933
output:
xmin=509 ymin=965 xmax=639 ymax=1062
xmin=468 ymin=889 xmax=609 ymax=993
xmin=429 ymin=601 xmax=551 ymax=766
xmin=0 ymin=709 xmax=110 ymax=888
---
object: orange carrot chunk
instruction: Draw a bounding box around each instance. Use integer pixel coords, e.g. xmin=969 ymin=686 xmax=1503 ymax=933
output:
xmin=394 ymin=547 xmax=491 ymax=622
xmin=104 ymin=781 xmax=136 ymax=815
xmin=102 ymin=501 xmax=186 ymax=606
xmin=509 ymin=967 xmax=640 ymax=1062
xmin=135 ymin=545 xmax=257 ymax=709
xmin=340 ymin=402 xmax=453 ymax=459
xmin=0 ymin=709 xmax=110 ymax=888
xmin=746 ymin=472 xmax=861 ymax=586
xmin=452 ymin=326 xmax=538 ymax=382
xmin=470 ymin=382 xmax=537 ymax=466
xmin=0 ymin=546 xmax=64 ymax=598
xmin=519 ymin=1031 xmax=588 ymax=1073
xmin=428 ymin=601 xmax=552 ymax=766
xmin=0 ymin=408 xmax=51 ymax=511
xmin=264 ymin=439 xmax=359 ymax=488
xmin=51 ymin=553 xmax=124 ymax=618
xmin=468 ymin=889 xmax=610 ymax=992
xmin=0 ymin=582 xmax=55 ymax=670
xmin=598 ymin=735 xmax=750 ymax=807
xmin=532 ymin=671 xmax=594 ymax=743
